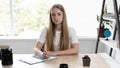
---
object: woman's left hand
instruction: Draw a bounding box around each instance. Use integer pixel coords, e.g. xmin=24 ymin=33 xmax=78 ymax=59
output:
xmin=46 ymin=51 xmax=56 ymax=56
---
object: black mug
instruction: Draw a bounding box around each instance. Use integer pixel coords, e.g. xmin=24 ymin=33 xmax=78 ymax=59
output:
xmin=59 ymin=63 xmax=68 ymax=68
xmin=1 ymin=48 xmax=13 ymax=65
xmin=82 ymin=55 xmax=91 ymax=66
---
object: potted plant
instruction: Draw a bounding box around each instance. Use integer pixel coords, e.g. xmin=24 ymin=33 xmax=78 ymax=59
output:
xmin=96 ymin=15 xmax=113 ymax=38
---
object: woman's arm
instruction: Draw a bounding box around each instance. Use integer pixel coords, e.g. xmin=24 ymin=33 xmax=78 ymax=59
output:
xmin=34 ymin=42 xmax=50 ymax=58
xmin=33 ymin=42 xmax=43 ymax=56
xmin=47 ymin=43 xmax=79 ymax=56
xmin=36 ymin=42 xmax=43 ymax=49
xmin=34 ymin=27 xmax=48 ymax=57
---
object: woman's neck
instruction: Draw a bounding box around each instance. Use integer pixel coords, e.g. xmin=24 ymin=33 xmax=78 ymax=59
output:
xmin=55 ymin=25 xmax=61 ymax=31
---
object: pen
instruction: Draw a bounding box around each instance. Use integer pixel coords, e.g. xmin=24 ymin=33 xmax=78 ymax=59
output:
xmin=41 ymin=48 xmax=46 ymax=52
xmin=41 ymin=48 xmax=55 ymax=56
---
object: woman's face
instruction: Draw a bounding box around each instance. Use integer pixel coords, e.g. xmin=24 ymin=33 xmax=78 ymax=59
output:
xmin=51 ymin=8 xmax=63 ymax=26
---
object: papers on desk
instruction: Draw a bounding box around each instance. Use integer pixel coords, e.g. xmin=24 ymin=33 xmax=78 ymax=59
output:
xmin=19 ymin=55 xmax=56 ymax=65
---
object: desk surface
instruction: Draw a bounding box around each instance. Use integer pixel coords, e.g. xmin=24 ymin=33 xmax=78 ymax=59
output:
xmin=0 ymin=53 xmax=111 ymax=68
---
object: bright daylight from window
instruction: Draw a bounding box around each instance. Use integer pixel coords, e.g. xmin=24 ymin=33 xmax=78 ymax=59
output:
xmin=0 ymin=0 xmax=100 ymax=39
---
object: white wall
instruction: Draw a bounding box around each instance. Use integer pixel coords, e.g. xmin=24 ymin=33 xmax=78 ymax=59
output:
xmin=62 ymin=0 xmax=100 ymax=37
xmin=0 ymin=39 xmax=37 ymax=54
xmin=106 ymin=0 xmax=120 ymax=14
xmin=79 ymin=37 xmax=105 ymax=53
xmin=0 ymin=37 xmax=105 ymax=54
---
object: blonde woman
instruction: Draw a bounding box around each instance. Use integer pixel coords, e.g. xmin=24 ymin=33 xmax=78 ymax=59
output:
xmin=34 ymin=4 xmax=79 ymax=58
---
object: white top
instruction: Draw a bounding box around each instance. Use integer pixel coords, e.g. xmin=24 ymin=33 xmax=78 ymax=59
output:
xmin=38 ymin=27 xmax=79 ymax=51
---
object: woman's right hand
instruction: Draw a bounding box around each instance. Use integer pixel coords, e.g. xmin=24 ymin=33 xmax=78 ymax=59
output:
xmin=42 ymin=52 xmax=50 ymax=59
xmin=33 ymin=47 xmax=41 ymax=56
xmin=34 ymin=47 xmax=50 ymax=59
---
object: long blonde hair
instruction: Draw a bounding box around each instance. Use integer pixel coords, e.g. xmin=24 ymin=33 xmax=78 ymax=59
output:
xmin=46 ymin=4 xmax=69 ymax=51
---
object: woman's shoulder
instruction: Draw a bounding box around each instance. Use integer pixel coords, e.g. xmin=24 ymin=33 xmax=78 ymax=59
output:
xmin=68 ymin=27 xmax=75 ymax=32
xmin=68 ymin=27 xmax=76 ymax=36
xmin=40 ymin=26 xmax=48 ymax=34
xmin=42 ymin=26 xmax=48 ymax=31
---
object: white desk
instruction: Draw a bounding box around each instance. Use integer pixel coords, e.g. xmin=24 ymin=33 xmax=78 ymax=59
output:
xmin=0 ymin=53 xmax=119 ymax=68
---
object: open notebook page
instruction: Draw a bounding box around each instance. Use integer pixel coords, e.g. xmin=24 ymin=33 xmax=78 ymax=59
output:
xmin=19 ymin=55 xmax=56 ymax=65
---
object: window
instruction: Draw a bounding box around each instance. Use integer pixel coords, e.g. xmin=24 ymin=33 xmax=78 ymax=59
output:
xmin=0 ymin=0 xmax=101 ymax=38
xmin=0 ymin=0 xmax=10 ymax=36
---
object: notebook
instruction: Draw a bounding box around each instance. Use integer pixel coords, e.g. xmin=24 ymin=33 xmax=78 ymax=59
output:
xmin=19 ymin=55 xmax=56 ymax=65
